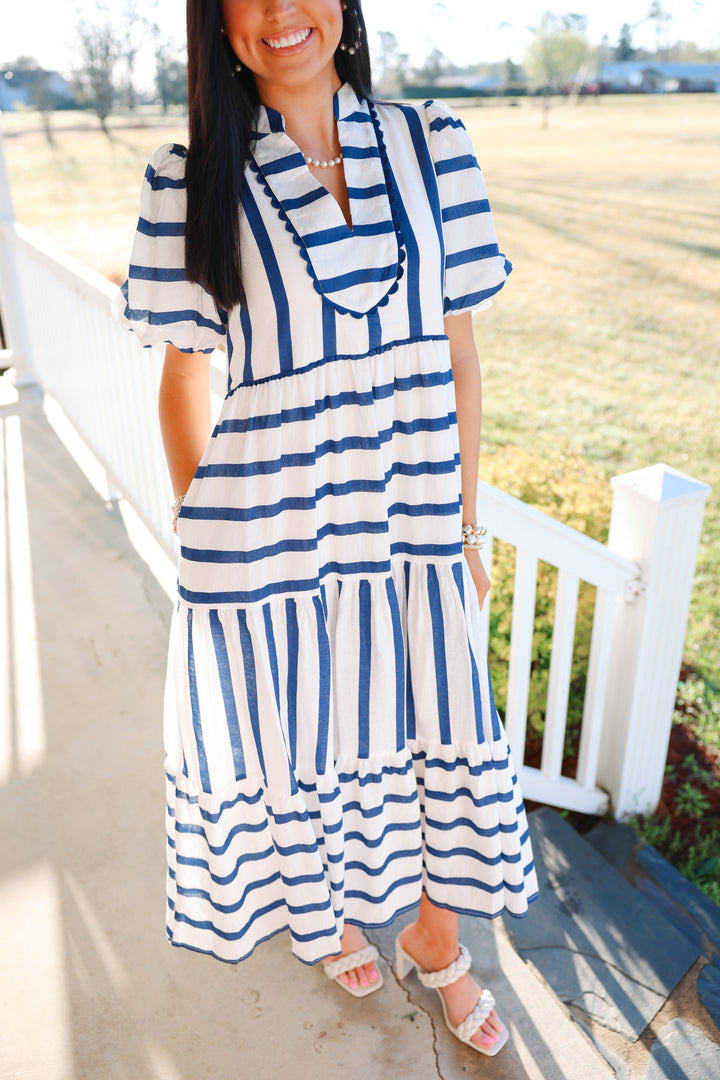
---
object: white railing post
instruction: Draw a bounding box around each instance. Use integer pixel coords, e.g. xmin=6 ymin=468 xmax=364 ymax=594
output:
xmin=0 ymin=124 xmax=35 ymax=383
xmin=597 ymin=464 xmax=711 ymax=819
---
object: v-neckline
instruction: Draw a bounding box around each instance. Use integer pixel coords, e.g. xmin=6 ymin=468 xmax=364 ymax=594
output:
xmin=309 ymin=165 xmax=354 ymax=233
xmin=249 ymin=84 xmax=406 ymax=318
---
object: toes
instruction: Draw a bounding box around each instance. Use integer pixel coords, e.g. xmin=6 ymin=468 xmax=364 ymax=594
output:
xmin=474 ymin=1025 xmax=498 ymax=1048
xmin=324 ymin=929 xmax=381 ymax=992
xmin=475 ymin=1010 xmax=504 ymax=1047
xmin=363 ymin=962 xmax=379 ymax=985
xmin=485 ymin=1009 xmax=503 ymax=1032
xmin=345 ymin=962 xmax=378 ymax=989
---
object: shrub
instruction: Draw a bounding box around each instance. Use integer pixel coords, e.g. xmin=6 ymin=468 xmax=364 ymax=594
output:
xmin=674 ymin=676 xmax=720 ymax=755
xmin=629 ymin=812 xmax=720 ymax=907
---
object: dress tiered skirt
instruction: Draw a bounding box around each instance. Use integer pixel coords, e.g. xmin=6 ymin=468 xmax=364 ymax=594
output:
xmin=164 ymin=339 xmax=538 ymax=964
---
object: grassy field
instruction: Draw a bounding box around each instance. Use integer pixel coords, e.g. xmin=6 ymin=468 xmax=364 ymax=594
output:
xmin=1 ymin=108 xmax=189 ymax=282
xmin=460 ymin=94 xmax=719 ymax=689
xmin=2 ymin=95 xmax=719 ymax=690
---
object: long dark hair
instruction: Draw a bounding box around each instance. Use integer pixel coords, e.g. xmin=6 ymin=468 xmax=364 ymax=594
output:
xmin=185 ymin=1 xmax=373 ymax=311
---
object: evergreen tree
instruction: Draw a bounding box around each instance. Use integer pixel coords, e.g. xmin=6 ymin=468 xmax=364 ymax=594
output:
xmin=615 ymin=23 xmax=637 ymax=61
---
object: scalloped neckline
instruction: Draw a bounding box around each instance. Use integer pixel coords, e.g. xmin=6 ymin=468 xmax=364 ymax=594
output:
xmin=249 ymin=85 xmax=406 ymax=319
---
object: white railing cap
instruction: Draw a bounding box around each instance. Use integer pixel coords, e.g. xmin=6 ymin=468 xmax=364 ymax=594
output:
xmin=8 ymin=221 xmax=118 ymax=304
xmin=611 ymin=463 xmax=711 ymax=505
xmin=477 ymin=479 xmax=639 ymax=596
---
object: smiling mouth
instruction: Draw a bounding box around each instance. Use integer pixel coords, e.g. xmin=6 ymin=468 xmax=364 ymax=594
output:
xmin=262 ymin=27 xmax=313 ymax=50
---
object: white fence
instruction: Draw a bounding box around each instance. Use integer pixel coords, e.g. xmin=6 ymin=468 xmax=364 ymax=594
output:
xmin=474 ymin=471 xmax=709 ymax=816
xmin=0 ymin=135 xmax=710 ymax=820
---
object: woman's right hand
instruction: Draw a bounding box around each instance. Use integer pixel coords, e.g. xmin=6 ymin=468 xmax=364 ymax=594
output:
xmin=463 ymin=547 xmax=491 ymax=610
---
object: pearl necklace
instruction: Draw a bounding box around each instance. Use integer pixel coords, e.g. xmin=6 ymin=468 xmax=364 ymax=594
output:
xmin=303 ymin=153 xmax=343 ymax=169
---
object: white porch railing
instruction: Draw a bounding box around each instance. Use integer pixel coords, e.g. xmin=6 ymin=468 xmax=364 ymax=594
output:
xmin=0 ymin=132 xmax=710 ymax=820
xmin=0 ymin=240 xmax=227 ymax=557
xmin=474 ymin=471 xmax=710 ymax=816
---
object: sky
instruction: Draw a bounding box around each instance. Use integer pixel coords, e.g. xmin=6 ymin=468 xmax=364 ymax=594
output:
xmin=2 ymin=0 xmax=718 ymax=83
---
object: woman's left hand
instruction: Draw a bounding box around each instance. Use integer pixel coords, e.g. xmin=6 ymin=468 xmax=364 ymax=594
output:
xmin=463 ymin=547 xmax=490 ymax=610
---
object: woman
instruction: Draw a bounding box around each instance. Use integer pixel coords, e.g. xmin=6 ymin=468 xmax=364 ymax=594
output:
xmin=114 ymin=0 xmax=537 ymax=1057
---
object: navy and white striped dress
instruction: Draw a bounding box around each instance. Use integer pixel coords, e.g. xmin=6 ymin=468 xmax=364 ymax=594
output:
xmin=114 ymin=83 xmax=538 ymax=965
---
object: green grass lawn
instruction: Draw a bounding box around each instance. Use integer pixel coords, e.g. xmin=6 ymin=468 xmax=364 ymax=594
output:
xmin=2 ymin=96 xmax=718 ymax=690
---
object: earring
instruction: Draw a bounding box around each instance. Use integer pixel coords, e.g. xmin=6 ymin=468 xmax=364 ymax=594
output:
xmin=338 ymin=2 xmax=362 ymax=55
xmin=234 ymin=63 xmax=243 ymax=72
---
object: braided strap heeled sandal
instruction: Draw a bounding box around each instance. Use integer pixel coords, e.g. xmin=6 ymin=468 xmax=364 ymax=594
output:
xmin=395 ymin=936 xmax=509 ymax=1056
xmin=323 ymin=944 xmax=384 ymax=998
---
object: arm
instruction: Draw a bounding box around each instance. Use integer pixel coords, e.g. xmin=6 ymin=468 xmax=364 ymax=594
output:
xmin=158 ymin=344 xmax=212 ymax=499
xmin=444 ymin=311 xmax=491 ymax=609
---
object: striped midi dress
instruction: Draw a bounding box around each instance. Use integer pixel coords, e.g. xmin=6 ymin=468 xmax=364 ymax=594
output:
xmin=113 ymin=83 xmax=538 ymax=965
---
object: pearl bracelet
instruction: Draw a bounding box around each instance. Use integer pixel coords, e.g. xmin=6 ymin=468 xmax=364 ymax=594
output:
xmin=172 ymin=494 xmax=184 ymax=534
xmin=462 ymin=523 xmax=487 ymax=550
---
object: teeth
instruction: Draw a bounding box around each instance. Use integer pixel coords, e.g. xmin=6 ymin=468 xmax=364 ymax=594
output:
xmin=264 ymin=28 xmax=311 ymax=49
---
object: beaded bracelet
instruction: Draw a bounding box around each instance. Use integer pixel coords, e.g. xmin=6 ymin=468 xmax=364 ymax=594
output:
xmin=171 ymin=493 xmax=184 ymax=534
xmin=462 ymin=523 xmax=487 ymax=551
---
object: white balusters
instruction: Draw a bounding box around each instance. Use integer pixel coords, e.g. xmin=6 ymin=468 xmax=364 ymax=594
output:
xmin=576 ymin=588 xmax=616 ymax=792
xmin=505 ymin=548 xmax=538 ymax=765
xmin=541 ymin=569 xmax=580 ymax=781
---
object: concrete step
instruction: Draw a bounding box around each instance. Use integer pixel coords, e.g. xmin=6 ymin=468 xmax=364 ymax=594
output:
xmin=369 ymin=908 xmax=614 ymax=1080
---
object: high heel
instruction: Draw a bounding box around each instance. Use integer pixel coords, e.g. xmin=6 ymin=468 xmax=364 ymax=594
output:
xmin=395 ymin=933 xmax=417 ymax=979
xmin=393 ymin=932 xmax=508 ymax=1057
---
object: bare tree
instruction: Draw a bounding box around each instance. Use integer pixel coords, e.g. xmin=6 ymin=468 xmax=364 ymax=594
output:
xmin=372 ymin=31 xmax=409 ymax=96
xmin=524 ymin=12 xmax=591 ymax=126
xmin=646 ymin=1 xmax=673 ymax=60
xmin=75 ymin=7 xmax=121 ymax=135
xmin=120 ymin=0 xmax=156 ymax=109
xmin=34 ymin=74 xmax=62 ymax=148
xmin=152 ymin=26 xmax=187 ymax=113
xmin=413 ymin=47 xmax=455 ymax=84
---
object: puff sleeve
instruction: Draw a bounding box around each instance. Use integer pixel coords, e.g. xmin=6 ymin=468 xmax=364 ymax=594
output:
xmin=424 ymin=100 xmax=511 ymax=316
xmin=111 ymin=143 xmax=227 ymax=353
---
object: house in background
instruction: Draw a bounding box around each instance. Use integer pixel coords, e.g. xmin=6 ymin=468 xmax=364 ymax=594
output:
xmin=404 ymin=61 xmax=720 ymax=99
xmin=0 ymin=68 xmax=74 ymax=111
xmin=600 ymin=61 xmax=720 ymax=94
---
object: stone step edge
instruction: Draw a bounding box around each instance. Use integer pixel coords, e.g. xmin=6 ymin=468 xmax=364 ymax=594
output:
xmin=587 ymin=822 xmax=720 ymax=957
